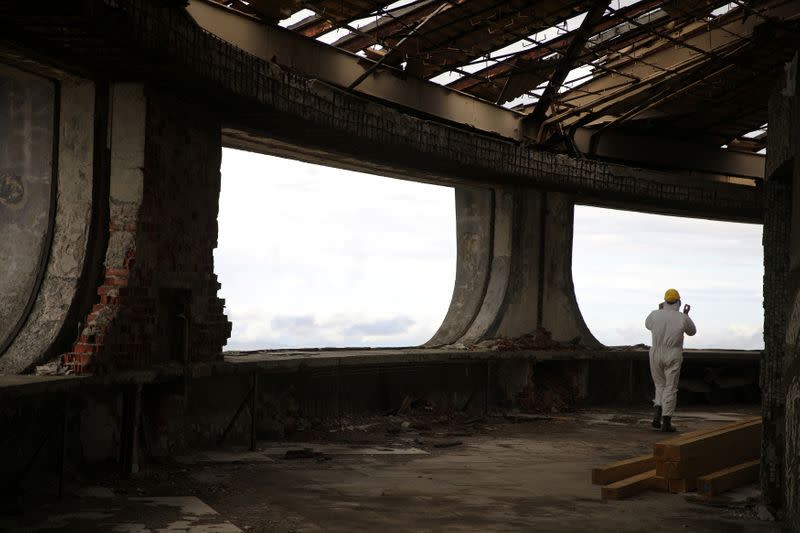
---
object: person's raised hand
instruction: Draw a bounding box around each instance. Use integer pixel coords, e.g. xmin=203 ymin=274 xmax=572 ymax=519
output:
xmin=683 ymin=304 xmax=691 ymax=314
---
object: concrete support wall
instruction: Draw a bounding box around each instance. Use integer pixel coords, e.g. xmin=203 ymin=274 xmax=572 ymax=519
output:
xmin=428 ymin=187 xmax=598 ymax=348
xmin=765 ymin=52 xmax=800 ymax=528
xmin=63 ymin=84 xmax=231 ymax=373
xmin=0 ymin=74 xmax=96 ymax=374
xmin=0 ymin=65 xmax=56 ymax=358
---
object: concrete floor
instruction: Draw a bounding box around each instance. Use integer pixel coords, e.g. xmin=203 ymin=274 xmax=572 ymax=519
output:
xmin=1 ymin=406 xmax=779 ymax=532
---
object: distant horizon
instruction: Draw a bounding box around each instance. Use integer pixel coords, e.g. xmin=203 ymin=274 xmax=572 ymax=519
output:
xmin=216 ymin=148 xmax=765 ymax=352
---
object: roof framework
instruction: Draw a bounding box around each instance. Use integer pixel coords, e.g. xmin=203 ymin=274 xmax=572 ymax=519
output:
xmin=215 ymin=0 xmax=800 ymax=156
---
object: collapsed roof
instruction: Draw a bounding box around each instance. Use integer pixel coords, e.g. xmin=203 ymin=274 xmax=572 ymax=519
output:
xmin=214 ymin=0 xmax=800 ymax=156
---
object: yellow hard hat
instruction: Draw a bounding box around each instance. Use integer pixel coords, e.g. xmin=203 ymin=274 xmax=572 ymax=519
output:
xmin=664 ymin=288 xmax=681 ymax=303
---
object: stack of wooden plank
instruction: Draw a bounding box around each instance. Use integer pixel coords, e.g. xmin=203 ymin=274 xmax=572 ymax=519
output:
xmin=592 ymin=416 xmax=761 ymax=500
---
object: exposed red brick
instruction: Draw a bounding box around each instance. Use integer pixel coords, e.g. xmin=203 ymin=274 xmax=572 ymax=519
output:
xmin=61 ymin=94 xmax=231 ymax=374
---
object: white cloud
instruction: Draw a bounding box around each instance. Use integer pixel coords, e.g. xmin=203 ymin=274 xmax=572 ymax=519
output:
xmin=573 ymin=206 xmax=764 ymax=350
xmin=216 ymin=149 xmax=456 ymax=349
xmin=216 ymin=152 xmax=765 ymax=352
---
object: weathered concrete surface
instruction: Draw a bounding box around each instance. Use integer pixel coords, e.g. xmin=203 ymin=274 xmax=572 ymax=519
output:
xmin=457 ymin=190 xmax=515 ymax=344
xmin=0 ymin=407 xmax=771 ymax=532
xmin=765 ymin=51 xmax=800 ymax=530
xmin=428 ymin=188 xmax=598 ymax=347
xmin=0 ymin=79 xmax=95 ymax=374
xmin=0 ymin=64 xmax=55 ymax=353
xmin=426 ymin=188 xmax=493 ymax=346
xmin=0 ymin=347 xmax=761 ymax=401
xmin=61 ymin=83 xmax=231 ymax=373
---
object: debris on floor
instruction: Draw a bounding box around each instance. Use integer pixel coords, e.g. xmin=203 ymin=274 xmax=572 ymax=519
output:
xmin=467 ymin=327 xmax=587 ymax=352
xmin=593 ymin=416 xmax=762 ymax=500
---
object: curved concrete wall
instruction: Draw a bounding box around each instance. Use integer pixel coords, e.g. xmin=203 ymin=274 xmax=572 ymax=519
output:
xmin=0 ymin=80 xmax=96 ymax=374
xmin=539 ymin=194 xmax=598 ymax=345
xmin=459 ymin=190 xmax=515 ymax=344
xmin=428 ymin=187 xmax=599 ymax=348
xmin=426 ymin=188 xmax=493 ymax=346
xmin=492 ymin=190 xmax=545 ymax=338
xmin=0 ymin=65 xmax=56 ymax=353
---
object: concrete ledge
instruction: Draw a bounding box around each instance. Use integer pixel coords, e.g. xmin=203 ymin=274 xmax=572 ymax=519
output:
xmin=0 ymin=347 xmax=761 ymax=399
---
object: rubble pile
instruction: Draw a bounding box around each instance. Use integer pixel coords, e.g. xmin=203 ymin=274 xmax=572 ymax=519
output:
xmin=468 ymin=328 xmax=585 ymax=352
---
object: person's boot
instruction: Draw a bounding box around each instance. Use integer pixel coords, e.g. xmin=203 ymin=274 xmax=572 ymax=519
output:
xmin=661 ymin=416 xmax=677 ymax=433
xmin=651 ymin=406 xmax=662 ymax=429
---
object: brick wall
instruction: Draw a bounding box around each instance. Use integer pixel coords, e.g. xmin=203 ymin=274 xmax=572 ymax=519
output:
xmin=63 ymin=87 xmax=230 ymax=373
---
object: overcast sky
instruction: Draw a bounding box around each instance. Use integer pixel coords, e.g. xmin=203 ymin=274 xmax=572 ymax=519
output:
xmin=216 ymin=148 xmax=764 ymax=351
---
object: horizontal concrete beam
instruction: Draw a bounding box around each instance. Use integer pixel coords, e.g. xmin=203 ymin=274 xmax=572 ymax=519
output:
xmin=573 ymin=128 xmax=765 ymax=181
xmin=222 ymin=126 xmax=762 ymax=223
xmin=186 ymin=0 xmax=764 ymax=181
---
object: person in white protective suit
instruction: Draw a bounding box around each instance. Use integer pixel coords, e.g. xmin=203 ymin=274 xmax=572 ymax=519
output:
xmin=645 ymin=288 xmax=696 ymax=432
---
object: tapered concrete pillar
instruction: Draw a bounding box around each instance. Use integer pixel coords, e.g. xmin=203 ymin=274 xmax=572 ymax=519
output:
xmin=427 ymin=187 xmax=598 ymax=348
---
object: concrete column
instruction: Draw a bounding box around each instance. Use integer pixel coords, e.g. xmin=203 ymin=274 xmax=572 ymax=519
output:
xmin=765 ymin=51 xmax=800 ymax=527
xmin=425 ymin=188 xmax=493 ymax=346
xmin=427 ymin=187 xmax=598 ymax=348
xmin=62 ymin=84 xmax=232 ymax=373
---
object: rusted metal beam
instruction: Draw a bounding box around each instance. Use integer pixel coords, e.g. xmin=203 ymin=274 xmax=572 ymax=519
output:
xmin=348 ymin=0 xmax=457 ymax=90
xmin=447 ymin=0 xmax=665 ymax=93
xmin=186 ymin=0 xmax=766 ymax=179
xmin=540 ymin=0 xmax=798 ymax=131
xmin=333 ymin=0 xmax=439 ymax=52
xmin=524 ymin=0 xmax=611 ymax=132
xmin=572 ymin=128 xmax=765 ymax=179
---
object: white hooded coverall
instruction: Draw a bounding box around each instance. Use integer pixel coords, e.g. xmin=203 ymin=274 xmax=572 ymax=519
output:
xmin=645 ymin=301 xmax=696 ymax=417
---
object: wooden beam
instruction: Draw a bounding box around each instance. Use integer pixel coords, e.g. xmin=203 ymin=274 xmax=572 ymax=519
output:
xmin=656 ymin=443 xmax=759 ymax=479
xmin=648 ymin=475 xmax=669 ymax=492
xmin=654 ymin=419 xmax=761 ymax=462
xmin=653 ymin=418 xmax=760 ymax=483
xmin=592 ymin=454 xmax=655 ymax=485
xmin=697 ymin=460 xmax=760 ymax=496
xmin=524 ymin=0 xmax=612 ymax=131
xmin=668 ymin=477 xmax=696 ymax=493
xmin=601 ymin=469 xmax=658 ymax=500
xmin=654 ymin=417 xmax=759 ymax=451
